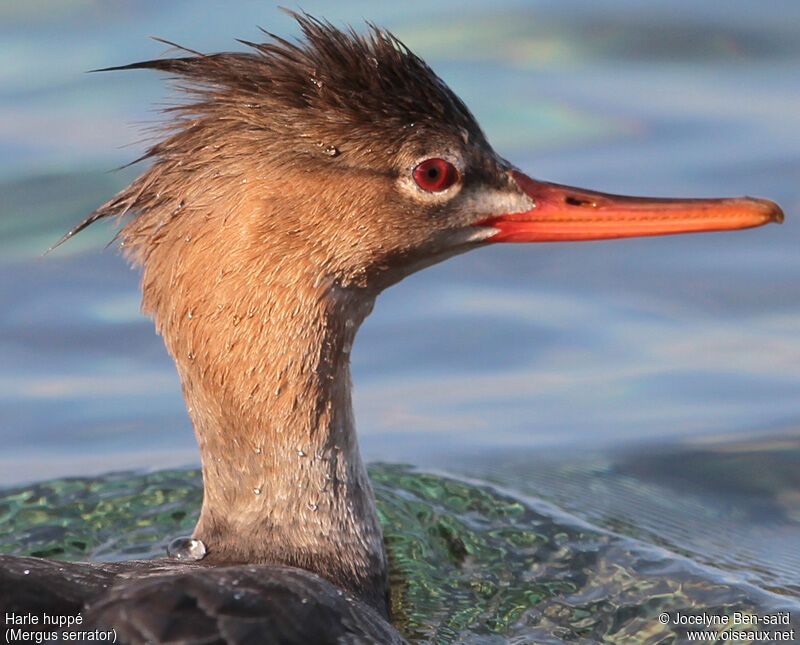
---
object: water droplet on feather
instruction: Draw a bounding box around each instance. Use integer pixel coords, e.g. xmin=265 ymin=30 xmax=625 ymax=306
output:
xmin=167 ymin=536 xmax=207 ymax=561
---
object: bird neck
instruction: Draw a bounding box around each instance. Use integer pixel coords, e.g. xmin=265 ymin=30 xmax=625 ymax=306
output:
xmin=132 ymin=203 xmax=388 ymax=612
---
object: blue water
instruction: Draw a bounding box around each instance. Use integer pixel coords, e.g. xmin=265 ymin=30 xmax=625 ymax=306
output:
xmin=1 ymin=0 xmax=799 ymax=612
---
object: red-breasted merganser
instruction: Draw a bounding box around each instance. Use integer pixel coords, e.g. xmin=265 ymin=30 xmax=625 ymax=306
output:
xmin=0 ymin=12 xmax=783 ymax=644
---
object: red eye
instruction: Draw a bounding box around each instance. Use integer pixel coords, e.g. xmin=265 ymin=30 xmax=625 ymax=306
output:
xmin=413 ymin=158 xmax=459 ymax=192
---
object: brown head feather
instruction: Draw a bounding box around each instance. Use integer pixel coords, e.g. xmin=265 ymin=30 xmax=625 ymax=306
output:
xmin=52 ymin=12 xmax=488 ymax=253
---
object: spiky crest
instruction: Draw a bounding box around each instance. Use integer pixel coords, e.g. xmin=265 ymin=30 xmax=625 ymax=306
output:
xmin=52 ymin=12 xmax=484 ymax=251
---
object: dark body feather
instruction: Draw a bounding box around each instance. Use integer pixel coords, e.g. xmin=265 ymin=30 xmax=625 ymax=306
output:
xmin=0 ymin=555 xmax=405 ymax=644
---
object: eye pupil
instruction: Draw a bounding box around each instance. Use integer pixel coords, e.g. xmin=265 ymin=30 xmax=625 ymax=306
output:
xmin=413 ymin=158 xmax=459 ymax=192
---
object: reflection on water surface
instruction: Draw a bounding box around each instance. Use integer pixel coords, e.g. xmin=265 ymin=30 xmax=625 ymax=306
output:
xmin=1 ymin=466 xmax=798 ymax=643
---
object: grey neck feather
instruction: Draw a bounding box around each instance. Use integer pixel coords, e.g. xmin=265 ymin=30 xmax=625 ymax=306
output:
xmin=170 ymin=278 xmax=388 ymax=615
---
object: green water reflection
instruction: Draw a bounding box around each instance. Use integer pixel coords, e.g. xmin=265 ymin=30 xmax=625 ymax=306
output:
xmin=1 ymin=467 xmax=796 ymax=643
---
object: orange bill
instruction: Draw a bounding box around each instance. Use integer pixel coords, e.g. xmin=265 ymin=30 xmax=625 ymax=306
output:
xmin=477 ymin=170 xmax=784 ymax=242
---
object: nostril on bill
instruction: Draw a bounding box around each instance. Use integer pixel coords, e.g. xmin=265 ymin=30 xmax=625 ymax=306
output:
xmin=565 ymin=196 xmax=597 ymax=207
